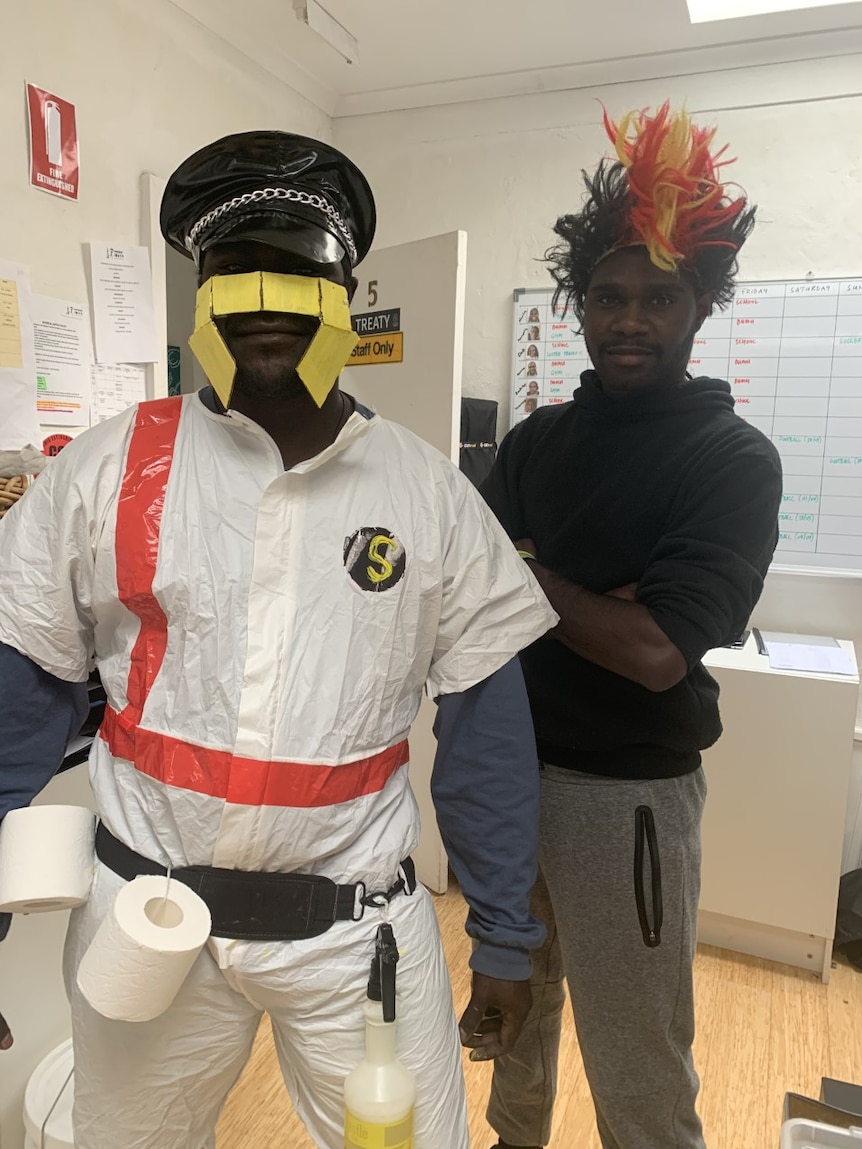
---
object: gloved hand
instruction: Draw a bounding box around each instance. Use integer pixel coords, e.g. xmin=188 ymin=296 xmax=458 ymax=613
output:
xmin=458 ymin=972 xmax=532 ymax=1061
xmin=1 ymin=1008 xmax=12 ymax=1050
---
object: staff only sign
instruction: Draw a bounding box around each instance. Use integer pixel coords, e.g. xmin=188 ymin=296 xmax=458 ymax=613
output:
xmin=350 ymin=308 xmax=403 ymax=366
xmin=27 ymin=83 xmax=79 ymax=201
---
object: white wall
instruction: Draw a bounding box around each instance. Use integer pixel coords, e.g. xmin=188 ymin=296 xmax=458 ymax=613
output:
xmin=2 ymin=0 xmax=330 ymax=440
xmin=335 ymin=52 xmax=862 ymax=859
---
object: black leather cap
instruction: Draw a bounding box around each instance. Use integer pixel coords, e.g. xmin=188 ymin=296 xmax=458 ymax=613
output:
xmin=160 ymin=131 xmax=376 ymax=270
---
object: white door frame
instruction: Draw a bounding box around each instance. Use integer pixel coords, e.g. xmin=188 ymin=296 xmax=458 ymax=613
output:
xmin=141 ymin=172 xmax=169 ymax=401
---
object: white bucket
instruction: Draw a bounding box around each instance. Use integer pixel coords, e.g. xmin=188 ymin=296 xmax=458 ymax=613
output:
xmin=22 ymin=1038 xmax=75 ymax=1148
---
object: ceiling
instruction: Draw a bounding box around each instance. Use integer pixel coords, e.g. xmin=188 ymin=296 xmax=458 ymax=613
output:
xmin=168 ymin=0 xmax=862 ymax=117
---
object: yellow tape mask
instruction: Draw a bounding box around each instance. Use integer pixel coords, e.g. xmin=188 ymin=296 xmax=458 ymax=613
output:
xmin=188 ymin=272 xmax=359 ymax=410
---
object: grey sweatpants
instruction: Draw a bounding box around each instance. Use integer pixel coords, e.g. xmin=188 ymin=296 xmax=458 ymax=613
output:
xmin=488 ymin=763 xmax=707 ymax=1149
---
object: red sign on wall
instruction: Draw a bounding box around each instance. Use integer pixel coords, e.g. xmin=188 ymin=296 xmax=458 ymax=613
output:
xmin=43 ymin=433 xmax=72 ymax=457
xmin=26 ymin=83 xmax=79 ymax=201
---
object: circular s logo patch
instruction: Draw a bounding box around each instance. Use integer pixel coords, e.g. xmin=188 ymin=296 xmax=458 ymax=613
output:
xmin=344 ymin=527 xmax=406 ymax=593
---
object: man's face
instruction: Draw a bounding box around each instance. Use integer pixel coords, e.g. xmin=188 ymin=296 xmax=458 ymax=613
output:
xmin=581 ymin=247 xmax=712 ymax=398
xmin=199 ymin=240 xmax=355 ymax=402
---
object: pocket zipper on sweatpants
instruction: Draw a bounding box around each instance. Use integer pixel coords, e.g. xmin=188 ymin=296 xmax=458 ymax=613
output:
xmin=634 ymin=805 xmax=664 ymax=948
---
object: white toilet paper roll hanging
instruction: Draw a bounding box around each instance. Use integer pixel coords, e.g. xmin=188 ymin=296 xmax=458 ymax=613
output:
xmin=77 ymin=874 xmax=212 ymax=1022
xmin=0 ymin=804 xmax=96 ymax=914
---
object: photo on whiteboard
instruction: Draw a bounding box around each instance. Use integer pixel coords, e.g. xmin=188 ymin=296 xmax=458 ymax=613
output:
xmin=526 ymin=362 xmax=538 ymax=376
xmin=526 ymin=345 xmax=540 ymax=359
xmin=512 ymin=395 xmax=541 ymax=424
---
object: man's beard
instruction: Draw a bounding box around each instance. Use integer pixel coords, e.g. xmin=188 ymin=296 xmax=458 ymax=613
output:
xmin=231 ymin=363 xmax=308 ymax=401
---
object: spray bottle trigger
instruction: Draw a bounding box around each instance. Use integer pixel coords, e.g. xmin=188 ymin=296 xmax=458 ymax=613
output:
xmin=371 ymin=923 xmax=398 ymax=1023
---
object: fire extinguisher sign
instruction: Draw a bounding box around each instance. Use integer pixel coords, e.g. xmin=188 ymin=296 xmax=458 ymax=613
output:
xmin=26 ymin=83 xmax=79 ymax=201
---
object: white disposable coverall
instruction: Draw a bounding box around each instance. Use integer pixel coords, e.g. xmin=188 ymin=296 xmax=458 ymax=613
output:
xmin=0 ymin=393 xmax=556 ymax=1149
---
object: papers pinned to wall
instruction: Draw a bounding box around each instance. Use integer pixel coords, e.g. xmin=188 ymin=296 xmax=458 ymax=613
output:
xmin=90 ymin=362 xmax=147 ymax=424
xmin=0 ymin=259 xmax=39 ymax=452
xmin=88 ymin=243 xmax=159 ymax=365
xmin=32 ymin=294 xmax=91 ymax=426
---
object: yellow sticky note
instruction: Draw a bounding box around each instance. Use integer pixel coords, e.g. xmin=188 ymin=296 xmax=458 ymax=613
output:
xmin=189 ymin=320 xmax=237 ymax=409
xmin=260 ymin=273 xmax=320 ymax=318
xmin=211 ymin=272 xmax=264 ymax=317
xmin=0 ymin=279 xmax=24 ymax=370
xmin=194 ymin=280 xmax=214 ymax=331
xmin=319 ymin=277 xmax=353 ymax=329
xmin=298 ymin=325 xmax=360 ymax=407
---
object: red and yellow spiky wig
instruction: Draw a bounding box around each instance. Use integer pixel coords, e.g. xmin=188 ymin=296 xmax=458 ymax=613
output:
xmin=546 ymin=102 xmax=756 ymax=319
xmin=603 ymin=102 xmax=748 ymax=273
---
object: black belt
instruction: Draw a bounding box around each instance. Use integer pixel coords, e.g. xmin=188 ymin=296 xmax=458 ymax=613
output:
xmin=95 ymin=822 xmax=415 ymax=942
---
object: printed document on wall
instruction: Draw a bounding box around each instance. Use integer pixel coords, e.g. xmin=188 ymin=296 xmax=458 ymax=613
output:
xmin=90 ymin=362 xmax=147 ymax=424
xmin=88 ymin=243 xmax=159 ymax=364
xmin=0 ymin=260 xmax=39 ymax=451
xmin=32 ymin=294 xmax=91 ymax=426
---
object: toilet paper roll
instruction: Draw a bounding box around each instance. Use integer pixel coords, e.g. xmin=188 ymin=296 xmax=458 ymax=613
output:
xmin=0 ymin=804 xmax=96 ymax=914
xmin=77 ymin=874 xmax=212 ymax=1022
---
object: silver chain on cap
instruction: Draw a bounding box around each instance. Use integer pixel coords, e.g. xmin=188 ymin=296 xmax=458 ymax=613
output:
xmin=185 ymin=186 xmax=358 ymax=265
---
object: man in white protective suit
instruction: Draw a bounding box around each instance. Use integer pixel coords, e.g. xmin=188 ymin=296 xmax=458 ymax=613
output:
xmin=0 ymin=132 xmax=558 ymax=1149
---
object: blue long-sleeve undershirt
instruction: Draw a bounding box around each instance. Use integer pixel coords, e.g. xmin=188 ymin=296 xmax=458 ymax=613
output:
xmin=433 ymin=657 xmax=544 ymax=980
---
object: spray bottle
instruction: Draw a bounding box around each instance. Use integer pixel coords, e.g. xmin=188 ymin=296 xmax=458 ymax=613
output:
xmin=344 ymin=923 xmax=415 ymax=1149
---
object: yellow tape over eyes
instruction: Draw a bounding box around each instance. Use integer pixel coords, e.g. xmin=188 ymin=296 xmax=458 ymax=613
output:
xmin=189 ymin=273 xmax=358 ymax=410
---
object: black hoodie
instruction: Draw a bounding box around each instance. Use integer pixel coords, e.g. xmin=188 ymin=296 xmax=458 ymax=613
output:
xmin=481 ymin=371 xmax=783 ymax=779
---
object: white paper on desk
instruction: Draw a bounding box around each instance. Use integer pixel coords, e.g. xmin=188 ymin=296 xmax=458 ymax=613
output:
xmin=0 ymin=259 xmax=39 ymax=451
xmin=88 ymin=243 xmax=158 ymax=364
xmin=32 ymin=294 xmax=91 ymax=426
xmin=90 ymin=362 xmax=147 ymax=424
xmin=767 ymin=644 xmax=856 ymax=676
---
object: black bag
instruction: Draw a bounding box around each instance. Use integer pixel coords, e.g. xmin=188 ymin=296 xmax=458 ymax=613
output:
xmin=835 ymin=868 xmax=862 ymax=970
xmin=459 ymin=397 xmax=498 ymax=489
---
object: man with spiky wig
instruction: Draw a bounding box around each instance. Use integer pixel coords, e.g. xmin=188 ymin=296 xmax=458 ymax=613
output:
xmin=479 ymin=104 xmax=783 ymax=1149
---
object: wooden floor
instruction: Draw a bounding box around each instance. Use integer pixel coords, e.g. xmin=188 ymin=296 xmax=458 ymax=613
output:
xmin=216 ymin=883 xmax=862 ymax=1149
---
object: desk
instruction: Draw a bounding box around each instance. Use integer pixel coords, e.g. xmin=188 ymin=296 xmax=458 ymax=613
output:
xmin=700 ymin=634 xmax=858 ymax=981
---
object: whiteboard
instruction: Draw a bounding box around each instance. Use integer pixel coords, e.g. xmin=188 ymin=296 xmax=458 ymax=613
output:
xmin=510 ymin=288 xmax=588 ymax=425
xmin=511 ymin=279 xmax=862 ymax=574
